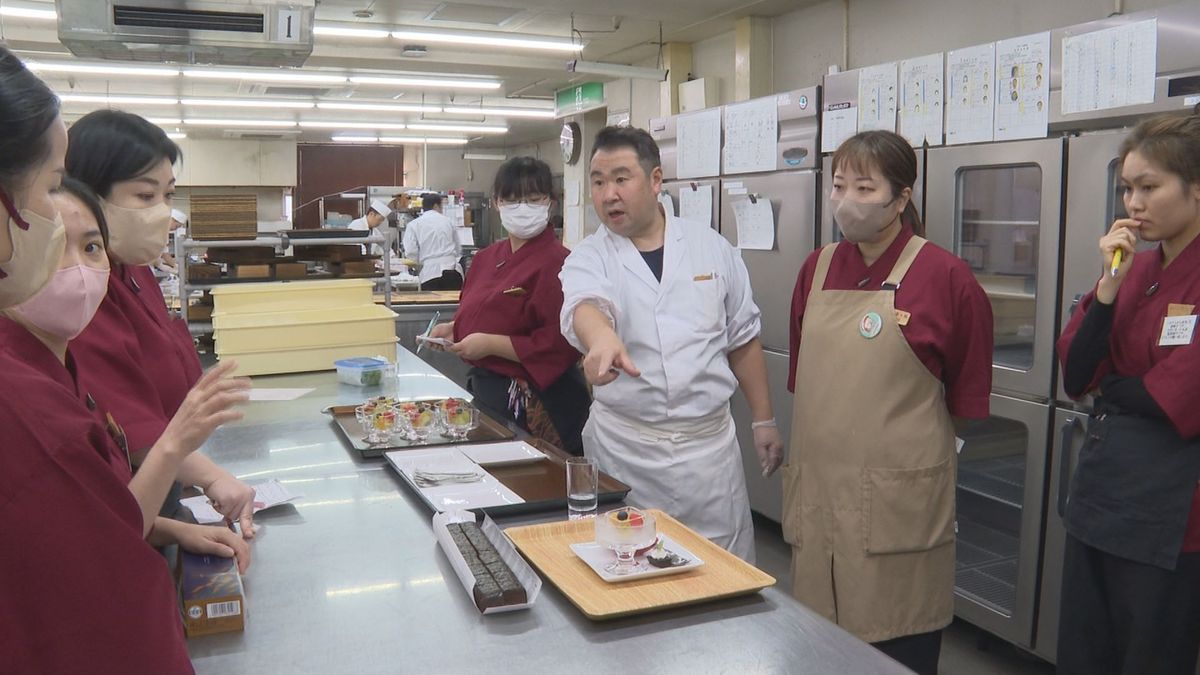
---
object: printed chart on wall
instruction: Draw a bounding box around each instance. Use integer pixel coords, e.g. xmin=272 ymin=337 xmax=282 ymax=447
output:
xmin=679 ymin=185 xmax=714 ymax=227
xmin=858 ymin=63 xmax=898 ymax=132
xmin=994 ymin=32 xmax=1050 ymax=141
xmin=1061 ymin=19 xmax=1157 ymax=115
xmin=821 ymin=102 xmax=857 ymax=153
xmin=676 ymin=108 xmax=722 ymax=179
xmin=723 ymin=97 xmax=778 ymax=175
xmin=946 ymin=43 xmax=995 ymax=145
xmin=899 ymin=53 xmax=944 ymax=147
xmin=731 ymin=197 xmax=775 ymax=251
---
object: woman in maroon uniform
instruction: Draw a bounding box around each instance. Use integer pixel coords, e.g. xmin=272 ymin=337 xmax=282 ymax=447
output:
xmin=784 ymin=131 xmax=993 ymax=675
xmin=1056 ymin=111 xmax=1200 ymax=675
xmin=67 ymin=110 xmax=257 ymax=532
xmin=429 ymin=157 xmax=589 ymax=454
xmin=0 ymin=45 xmax=246 ymax=673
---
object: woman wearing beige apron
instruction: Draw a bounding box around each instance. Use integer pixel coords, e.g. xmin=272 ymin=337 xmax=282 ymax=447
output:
xmin=784 ymin=131 xmax=994 ymax=675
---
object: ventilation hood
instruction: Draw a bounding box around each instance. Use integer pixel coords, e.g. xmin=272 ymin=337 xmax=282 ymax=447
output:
xmin=56 ymin=0 xmax=315 ymax=67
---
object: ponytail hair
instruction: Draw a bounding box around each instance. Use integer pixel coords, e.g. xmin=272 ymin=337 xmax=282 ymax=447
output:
xmin=832 ymin=130 xmax=924 ymax=237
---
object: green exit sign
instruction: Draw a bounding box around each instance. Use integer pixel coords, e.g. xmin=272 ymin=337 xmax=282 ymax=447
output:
xmin=555 ymin=82 xmax=605 ymax=118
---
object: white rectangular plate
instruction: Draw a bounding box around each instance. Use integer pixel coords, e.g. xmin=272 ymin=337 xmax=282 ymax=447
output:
xmin=457 ymin=441 xmax=546 ymax=467
xmin=569 ymin=534 xmax=704 ymax=583
xmin=385 ymin=448 xmax=524 ymax=511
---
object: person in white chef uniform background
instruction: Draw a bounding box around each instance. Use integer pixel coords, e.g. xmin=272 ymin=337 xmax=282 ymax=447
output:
xmin=348 ymin=198 xmax=392 ymax=257
xmin=559 ymin=126 xmax=784 ymax=562
xmin=403 ymin=193 xmax=463 ymax=290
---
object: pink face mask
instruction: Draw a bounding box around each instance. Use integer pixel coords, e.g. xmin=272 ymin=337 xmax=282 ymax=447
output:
xmin=9 ymin=264 xmax=109 ymax=340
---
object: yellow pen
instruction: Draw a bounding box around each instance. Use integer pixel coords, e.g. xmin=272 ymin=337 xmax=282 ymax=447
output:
xmin=1110 ymin=249 xmax=1123 ymax=278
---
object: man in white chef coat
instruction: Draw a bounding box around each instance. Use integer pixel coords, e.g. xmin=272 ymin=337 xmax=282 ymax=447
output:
xmin=559 ymin=126 xmax=784 ymax=562
xmin=348 ymin=198 xmax=392 ymax=256
xmin=402 ymin=193 xmax=463 ymax=290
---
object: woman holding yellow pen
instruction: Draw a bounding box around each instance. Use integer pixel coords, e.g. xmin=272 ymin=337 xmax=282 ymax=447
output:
xmin=1055 ymin=111 xmax=1200 ymax=675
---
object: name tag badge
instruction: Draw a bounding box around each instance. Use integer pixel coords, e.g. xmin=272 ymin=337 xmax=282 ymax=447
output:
xmin=1159 ymin=314 xmax=1197 ymax=347
xmin=894 ymin=309 xmax=911 ymax=327
xmin=693 ymin=273 xmax=715 ymax=282
xmin=501 ymin=286 xmax=527 ymax=297
xmin=1167 ymin=303 xmax=1195 ymax=317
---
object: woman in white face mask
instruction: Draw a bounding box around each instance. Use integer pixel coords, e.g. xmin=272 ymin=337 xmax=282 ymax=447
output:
xmin=66 ymin=110 xmax=259 ymax=536
xmin=427 ymin=157 xmax=591 ymax=454
xmin=782 ymin=131 xmax=995 ymax=675
xmin=0 ymin=46 xmax=248 ymax=673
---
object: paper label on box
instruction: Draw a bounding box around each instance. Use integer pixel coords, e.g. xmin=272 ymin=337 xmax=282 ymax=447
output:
xmin=207 ymin=600 xmax=242 ymax=619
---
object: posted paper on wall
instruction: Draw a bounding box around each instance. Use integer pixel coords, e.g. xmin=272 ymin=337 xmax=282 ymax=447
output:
xmin=723 ymin=97 xmax=778 ymax=174
xmin=732 ymin=198 xmax=775 ymax=251
xmin=858 ymin=62 xmax=899 ymax=132
xmin=994 ymin=32 xmax=1050 ymax=141
xmin=564 ymin=181 xmax=580 ymax=207
xmin=821 ymin=103 xmax=858 ymax=153
xmin=946 ymin=43 xmax=996 ymax=145
xmin=1061 ymin=19 xmax=1157 ymax=115
xmin=899 ymin=53 xmax=944 ymax=147
xmin=679 ymin=185 xmax=714 ymax=227
xmin=676 ymin=108 xmax=722 ymax=179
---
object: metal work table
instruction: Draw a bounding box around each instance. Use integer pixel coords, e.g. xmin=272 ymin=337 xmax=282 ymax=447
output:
xmin=187 ymin=347 xmax=908 ymax=675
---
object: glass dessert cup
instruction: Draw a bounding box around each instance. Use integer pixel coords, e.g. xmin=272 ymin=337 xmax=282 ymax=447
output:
xmin=594 ymin=508 xmax=657 ymax=575
xmin=439 ymin=404 xmax=478 ymax=441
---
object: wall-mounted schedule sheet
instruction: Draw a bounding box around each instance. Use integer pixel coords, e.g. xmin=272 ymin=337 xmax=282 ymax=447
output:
xmin=679 ymin=185 xmax=714 ymax=227
xmin=723 ymin=97 xmax=778 ymax=175
xmin=994 ymin=31 xmax=1051 ymax=141
xmin=946 ymin=43 xmax=996 ymax=145
xmin=1061 ymin=19 xmax=1157 ymax=115
xmin=899 ymin=53 xmax=945 ymax=147
xmin=858 ymin=62 xmax=899 ymax=132
xmin=676 ymin=108 xmax=722 ymax=179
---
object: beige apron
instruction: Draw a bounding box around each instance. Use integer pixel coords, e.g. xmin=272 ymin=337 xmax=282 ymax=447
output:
xmin=784 ymin=236 xmax=958 ymax=643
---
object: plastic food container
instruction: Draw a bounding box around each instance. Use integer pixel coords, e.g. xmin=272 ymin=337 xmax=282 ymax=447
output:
xmin=335 ymin=356 xmax=392 ymax=386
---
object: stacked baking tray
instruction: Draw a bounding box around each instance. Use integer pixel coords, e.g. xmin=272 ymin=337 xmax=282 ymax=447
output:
xmin=210 ymin=279 xmax=398 ymax=376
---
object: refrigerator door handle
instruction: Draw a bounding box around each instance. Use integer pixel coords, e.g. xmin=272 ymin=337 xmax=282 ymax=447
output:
xmin=1057 ymin=417 xmax=1083 ymax=517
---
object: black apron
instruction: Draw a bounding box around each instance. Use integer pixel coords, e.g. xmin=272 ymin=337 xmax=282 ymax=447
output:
xmin=1065 ymin=400 xmax=1200 ymax=570
xmin=466 ymin=365 xmax=590 ymax=456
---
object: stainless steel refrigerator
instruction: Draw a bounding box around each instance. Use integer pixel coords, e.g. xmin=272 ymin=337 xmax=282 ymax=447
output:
xmin=923 ymin=137 xmax=1065 ymax=650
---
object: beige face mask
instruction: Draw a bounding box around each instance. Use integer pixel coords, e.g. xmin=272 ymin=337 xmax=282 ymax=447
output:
xmin=103 ymin=201 xmax=172 ymax=266
xmin=0 ymin=189 xmax=67 ymax=309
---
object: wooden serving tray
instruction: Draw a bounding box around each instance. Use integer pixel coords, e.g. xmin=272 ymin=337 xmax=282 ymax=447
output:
xmin=326 ymin=399 xmax=515 ymax=459
xmin=504 ymin=510 xmax=775 ymax=620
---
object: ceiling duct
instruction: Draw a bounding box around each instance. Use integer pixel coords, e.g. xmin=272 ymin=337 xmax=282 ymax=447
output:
xmin=56 ymin=0 xmax=315 ymax=67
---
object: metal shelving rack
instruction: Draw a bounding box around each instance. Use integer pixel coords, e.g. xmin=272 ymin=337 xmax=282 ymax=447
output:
xmin=176 ymin=230 xmax=394 ymax=336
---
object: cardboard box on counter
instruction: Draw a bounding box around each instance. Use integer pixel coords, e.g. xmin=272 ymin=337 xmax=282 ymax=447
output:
xmin=274 ymin=262 xmax=308 ymax=279
xmin=187 ymin=262 xmax=222 ymax=280
xmin=332 ymin=261 xmax=376 ymax=277
xmin=233 ymin=263 xmax=272 ymax=279
xmin=177 ymin=549 xmax=245 ymax=637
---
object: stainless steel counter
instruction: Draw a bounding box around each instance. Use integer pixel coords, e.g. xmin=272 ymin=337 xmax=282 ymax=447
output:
xmin=187 ymin=347 xmax=908 ymax=675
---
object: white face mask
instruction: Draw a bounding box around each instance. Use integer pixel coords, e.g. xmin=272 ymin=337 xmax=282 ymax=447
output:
xmin=499 ymin=203 xmax=550 ymax=239
xmin=103 ymin=201 xmax=172 ymax=266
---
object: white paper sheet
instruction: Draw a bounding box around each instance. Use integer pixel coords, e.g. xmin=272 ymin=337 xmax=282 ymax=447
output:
xmin=658 ymin=191 xmax=676 ymax=216
xmin=564 ymin=207 xmax=582 ymax=244
xmin=732 ymin=198 xmax=775 ymax=251
xmin=456 ymin=226 xmax=475 ymax=247
xmin=946 ymin=43 xmax=996 ymax=145
xmin=679 ymin=185 xmax=714 ymax=227
xmin=821 ymin=104 xmax=858 ymax=153
xmin=1061 ymin=19 xmax=1157 ymax=115
xmin=858 ymin=62 xmax=899 ymax=132
xmin=181 ymin=479 xmax=303 ymax=524
xmin=248 ymin=388 xmax=314 ymax=401
xmin=899 ymin=53 xmax=945 ymax=147
xmin=722 ymin=97 xmax=778 ymax=174
xmin=994 ymin=32 xmax=1051 ymax=141
xmin=565 ymin=181 xmax=580 ymax=207
xmin=676 ymin=108 xmax=722 ymax=179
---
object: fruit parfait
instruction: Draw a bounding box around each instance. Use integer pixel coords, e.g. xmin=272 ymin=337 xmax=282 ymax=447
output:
xmin=438 ymin=398 xmax=478 ymax=440
xmin=405 ymin=403 xmax=438 ymax=441
xmin=594 ymin=507 xmax=657 ymax=575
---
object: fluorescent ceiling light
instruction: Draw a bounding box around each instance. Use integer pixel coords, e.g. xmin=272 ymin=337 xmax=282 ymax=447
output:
xmin=28 ymin=62 xmax=180 ymax=77
xmin=380 ymin=136 xmax=469 ymax=145
xmin=184 ymin=118 xmax=298 ymax=127
xmin=407 ymin=122 xmax=507 ymax=134
xmin=182 ymin=98 xmax=314 ymax=109
xmin=390 ymin=29 xmax=582 ymax=53
xmin=0 ymin=6 xmax=57 ymax=20
xmin=463 ymin=152 xmax=507 ymax=161
xmin=351 ymin=75 xmax=501 ymax=90
xmin=442 ymin=106 xmax=554 ymax=119
xmin=314 ymin=25 xmax=390 ymax=39
xmin=332 ymin=135 xmax=379 ymax=142
xmin=299 ymin=121 xmax=408 ymax=130
xmin=166 ymin=132 xmax=187 ymax=140
xmin=182 ymin=69 xmax=347 ymax=84
xmin=567 ymin=60 xmax=667 ymax=81
xmin=317 ymin=102 xmax=441 ymax=113
xmin=59 ymin=94 xmax=179 ymax=106
xmin=145 ymin=117 xmax=183 ymax=125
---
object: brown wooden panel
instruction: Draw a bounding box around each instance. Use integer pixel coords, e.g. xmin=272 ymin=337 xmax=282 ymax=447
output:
xmin=190 ymin=194 xmax=258 ymax=240
xmin=295 ymin=143 xmax=404 ymax=229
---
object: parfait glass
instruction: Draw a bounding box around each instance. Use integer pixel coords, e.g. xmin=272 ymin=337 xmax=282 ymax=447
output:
xmin=594 ymin=508 xmax=657 ymax=575
xmin=439 ymin=405 xmax=478 ymax=441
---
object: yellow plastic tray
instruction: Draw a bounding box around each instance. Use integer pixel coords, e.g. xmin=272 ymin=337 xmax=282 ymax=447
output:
xmin=212 ymin=304 xmax=398 ymax=353
xmin=210 ymin=279 xmax=374 ymax=315
xmin=215 ymin=339 xmax=398 ymax=377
